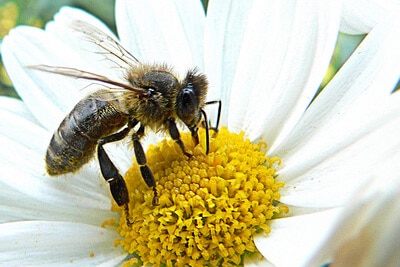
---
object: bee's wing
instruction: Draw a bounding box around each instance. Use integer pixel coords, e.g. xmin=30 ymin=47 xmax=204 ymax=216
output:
xmin=27 ymin=65 xmax=145 ymax=95
xmin=27 ymin=21 xmax=147 ymax=95
xmin=70 ymin=20 xmax=140 ymax=69
xmin=89 ymin=88 xmax=131 ymax=103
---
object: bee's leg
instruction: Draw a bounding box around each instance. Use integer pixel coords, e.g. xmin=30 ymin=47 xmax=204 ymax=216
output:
xmin=196 ymin=100 xmax=221 ymax=154
xmin=167 ymin=117 xmax=192 ymax=158
xmin=187 ymin=110 xmax=211 ymax=155
xmin=132 ymin=125 xmax=159 ymax=206
xmin=97 ymin=124 xmax=134 ymax=226
xmin=190 ymin=126 xmax=200 ymax=147
xmin=204 ymin=100 xmax=222 ymax=132
xmin=199 ymin=110 xmax=211 ymax=154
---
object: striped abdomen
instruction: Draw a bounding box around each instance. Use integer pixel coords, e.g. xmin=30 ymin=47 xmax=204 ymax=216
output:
xmin=46 ymin=95 xmax=129 ymax=175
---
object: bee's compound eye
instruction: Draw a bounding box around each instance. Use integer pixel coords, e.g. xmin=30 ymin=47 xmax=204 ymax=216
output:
xmin=177 ymin=84 xmax=198 ymax=118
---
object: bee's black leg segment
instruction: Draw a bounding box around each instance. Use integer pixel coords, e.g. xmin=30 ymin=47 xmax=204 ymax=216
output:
xmin=191 ymin=126 xmax=200 ymax=147
xmin=97 ymin=145 xmax=129 ymax=207
xmin=200 ymin=109 xmax=210 ymax=154
xmin=97 ymin=125 xmax=134 ymax=225
xmin=167 ymin=117 xmax=192 ymax=158
xmin=124 ymin=203 xmax=132 ymax=226
xmin=139 ymin=166 xmax=158 ymax=206
xmin=205 ymin=100 xmax=222 ymax=131
xmin=132 ymin=128 xmax=159 ymax=206
xmin=99 ymin=126 xmax=131 ymax=144
xmin=132 ymin=133 xmax=146 ymax=166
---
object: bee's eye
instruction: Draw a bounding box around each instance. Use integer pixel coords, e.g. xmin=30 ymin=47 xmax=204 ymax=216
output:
xmin=180 ymin=84 xmax=197 ymax=112
xmin=176 ymin=83 xmax=199 ymax=125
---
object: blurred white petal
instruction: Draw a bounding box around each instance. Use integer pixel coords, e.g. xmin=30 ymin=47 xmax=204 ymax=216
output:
xmin=341 ymin=0 xmax=400 ymax=34
xmin=306 ymin=152 xmax=400 ymax=266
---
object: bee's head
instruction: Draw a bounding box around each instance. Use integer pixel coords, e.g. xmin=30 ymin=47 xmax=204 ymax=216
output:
xmin=176 ymin=69 xmax=208 ymax=129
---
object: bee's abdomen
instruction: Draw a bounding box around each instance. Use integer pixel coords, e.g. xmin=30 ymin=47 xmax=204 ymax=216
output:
xmin=46 ymin=114 xmax=96 ymax=175
xmin=46 ymin=97 xmax=128 ymax=175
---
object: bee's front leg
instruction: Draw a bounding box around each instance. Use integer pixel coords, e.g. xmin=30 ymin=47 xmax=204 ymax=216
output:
xmin=167 ymin=117 xmax=192 ymax=158
xmin=204 ymin=100 xmax=222 ymax=132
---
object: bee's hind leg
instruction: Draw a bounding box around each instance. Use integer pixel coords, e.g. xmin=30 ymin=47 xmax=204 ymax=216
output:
xmin=97 ymin=125 xmax=132 ymax=226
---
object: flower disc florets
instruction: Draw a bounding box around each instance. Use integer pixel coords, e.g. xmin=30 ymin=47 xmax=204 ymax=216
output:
xmin=113 ymin=127 xmax=287 ymax=266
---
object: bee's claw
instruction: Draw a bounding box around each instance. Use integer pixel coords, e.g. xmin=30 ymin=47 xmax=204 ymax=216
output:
xmin=152 ymin=186 xmax=159 ymax=206
xmin=124 ymin=203 xmax=132 ymax=227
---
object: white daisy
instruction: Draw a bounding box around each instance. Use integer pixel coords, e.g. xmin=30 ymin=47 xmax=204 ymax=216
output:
xmin=1 ymin=0 xmax=399 ymax=266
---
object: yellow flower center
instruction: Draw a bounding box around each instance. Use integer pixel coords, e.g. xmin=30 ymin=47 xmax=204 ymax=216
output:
xmin=113 ymin=127 xmax=288 ymax=266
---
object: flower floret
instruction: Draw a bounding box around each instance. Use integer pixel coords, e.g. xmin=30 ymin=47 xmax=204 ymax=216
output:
xmin=115 ymin=127 xmax=287 ymax=266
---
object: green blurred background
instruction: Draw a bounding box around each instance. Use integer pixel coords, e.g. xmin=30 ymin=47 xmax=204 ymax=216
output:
xmin=0 ymin=0 xmax=365 ymax=99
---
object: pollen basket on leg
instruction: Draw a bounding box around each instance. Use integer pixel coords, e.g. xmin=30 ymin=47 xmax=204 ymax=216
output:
xmin=114 ymin=127 xmax=288 ymax=267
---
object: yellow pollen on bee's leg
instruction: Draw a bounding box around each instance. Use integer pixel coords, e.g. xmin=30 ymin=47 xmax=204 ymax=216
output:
xmin=111 ymin=127 xmax=288 ymax=267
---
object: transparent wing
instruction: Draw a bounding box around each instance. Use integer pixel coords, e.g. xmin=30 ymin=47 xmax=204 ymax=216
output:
xmin=89 ymin=87 xmax=131 ymax=103
xmin=26 ymin=20 xmax=148 ymax=107
xmin=27 ymin=65 xmax=145 ymax=95
xmin=70 ymin=20 xmax=140 ymax=69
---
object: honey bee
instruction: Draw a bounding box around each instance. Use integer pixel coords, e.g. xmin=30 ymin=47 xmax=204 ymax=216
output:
xmin=28 ymin=20 xmax=221 ymax=223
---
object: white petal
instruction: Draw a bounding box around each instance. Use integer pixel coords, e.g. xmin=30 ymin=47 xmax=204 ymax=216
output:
xmin=306 ymin=155 xmax=400 ymax=266
xmin=273 ymin=12 xmax=400 ymax=190
xmin=0 ymin=136 xmax=110 ymax=210
xmin=279 ymin=97 xmax=400 ymax=207
xmin=0 ymin=108 xmax=49 ymax=157
xmin=2 ymin=27 xmax=85 ymax=130
xmin=47 ymin=6 xmax=117 ymax=40
xmin=0 ymin=109 xmax=131 ymax=224
xmin=0 ymin=182 xmax=115 ymax=225
xmin=254 ymin=209 xmax=340 ymax=267
xmin=227 ymin=1 xmax=341 ymax=146
xmin=116 ymin=0 xmax=205 ymax=74
xmin=341 ymin=0 xmax=400 ymax=34
xmin=0 ymin=221 xmax=126 ymax=266
xmin=0 ymin=96 xmax=39 ymax=125
xmin=204 ymin=1 xmax=254 ymax=124
xmin=45 ymin=7 xmax=123 ymax=80
xmin=0 ymin=110 xmax=111 ymax=210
